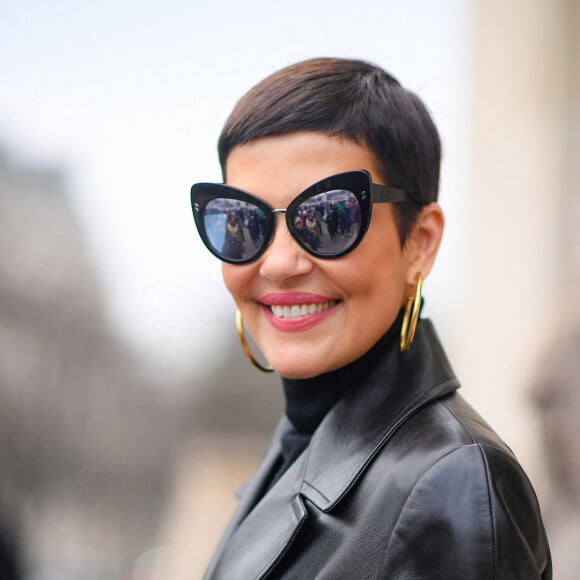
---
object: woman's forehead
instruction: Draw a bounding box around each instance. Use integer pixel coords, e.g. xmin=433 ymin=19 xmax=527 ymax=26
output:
xmin=225 ymin=132 xmax=383 ymax=204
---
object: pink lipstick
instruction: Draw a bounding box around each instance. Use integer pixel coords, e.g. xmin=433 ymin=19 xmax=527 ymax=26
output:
xmin=259 ymin=292 xmax=340 ymax=332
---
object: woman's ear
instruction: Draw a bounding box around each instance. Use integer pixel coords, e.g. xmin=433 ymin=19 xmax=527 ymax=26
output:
xmin=404 ymin=203 xmax=445 ymax=284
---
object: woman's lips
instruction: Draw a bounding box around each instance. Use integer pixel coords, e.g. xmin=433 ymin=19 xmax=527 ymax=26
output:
xmin=259 ymin=292 xmax=340 ymax=332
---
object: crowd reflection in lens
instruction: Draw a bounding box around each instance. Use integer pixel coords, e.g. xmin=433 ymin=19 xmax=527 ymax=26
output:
xmin=202 ymin=188 xmax=362 ymax=261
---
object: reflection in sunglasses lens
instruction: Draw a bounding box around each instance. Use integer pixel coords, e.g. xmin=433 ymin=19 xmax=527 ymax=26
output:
xmin=202 ymin=188 xmax=361 ymax=261
xmin=203 ymin=199 xmax=268 ymax=261
xmin=293 ymin=190 xmax=361 ymax=255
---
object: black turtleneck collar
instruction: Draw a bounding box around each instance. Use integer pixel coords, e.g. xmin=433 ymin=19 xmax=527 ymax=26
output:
xmin=281 ymin=310 xmax=403 ymax=436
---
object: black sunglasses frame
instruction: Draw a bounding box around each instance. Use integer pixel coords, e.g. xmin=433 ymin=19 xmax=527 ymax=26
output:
xmin=190 ymin=170 xmax=417 ymax=264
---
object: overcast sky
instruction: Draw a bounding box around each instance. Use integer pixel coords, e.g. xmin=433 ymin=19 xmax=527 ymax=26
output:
xmin=0 ymin=0 xmax=473 ymax=376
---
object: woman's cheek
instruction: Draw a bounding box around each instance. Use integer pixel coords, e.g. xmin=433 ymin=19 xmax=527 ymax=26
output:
xmin=221 ymin=262 xmax=257 ymax=306
xmin=221 ymin=263 xmax=242 ymax=299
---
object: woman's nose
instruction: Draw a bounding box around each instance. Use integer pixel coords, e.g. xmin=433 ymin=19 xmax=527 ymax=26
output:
xmin=258 ymin=215 xmax=314 ymax=283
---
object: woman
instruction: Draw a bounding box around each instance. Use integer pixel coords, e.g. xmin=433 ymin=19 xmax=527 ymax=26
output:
xmin=190 ymin=58 xmax=551 ymax=579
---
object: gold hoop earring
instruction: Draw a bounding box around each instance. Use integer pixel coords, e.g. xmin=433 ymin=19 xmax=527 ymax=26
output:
xmin=400 ymin=274 xmax=423 ymax=352
xmin=235 ymin=309 xmax=274 ymax=373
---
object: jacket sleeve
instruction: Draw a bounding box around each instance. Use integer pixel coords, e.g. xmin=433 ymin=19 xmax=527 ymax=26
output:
xmin=378 ymin=444 xmax=552 ymax=580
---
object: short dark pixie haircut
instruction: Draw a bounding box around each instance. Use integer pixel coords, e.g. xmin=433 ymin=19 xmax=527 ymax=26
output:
xmin=217 ymin=57 xmax=441 ymax=245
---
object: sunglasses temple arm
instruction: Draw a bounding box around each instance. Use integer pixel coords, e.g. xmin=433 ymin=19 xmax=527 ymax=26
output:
xmin=371 ymin=183 xmax=418 ymax=204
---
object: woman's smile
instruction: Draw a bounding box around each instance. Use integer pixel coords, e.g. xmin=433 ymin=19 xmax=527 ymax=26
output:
xmin=270 ymin=302 xmax=337 ymax=319
xmin=259 ymin=291 xmax=340 ymax=332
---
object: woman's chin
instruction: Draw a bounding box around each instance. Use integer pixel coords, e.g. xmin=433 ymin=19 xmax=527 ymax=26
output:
xmin=277 ymin=367 xmax=323 ymax=380
xmin=266 ymin=351 xmax=339 ymax=380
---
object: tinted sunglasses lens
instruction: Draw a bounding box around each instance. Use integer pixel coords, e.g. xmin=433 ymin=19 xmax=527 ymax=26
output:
xmin=202 ymin=199 xmax=269 ymax=262
xmin=292 ymin=189 xmax=361 ymax=256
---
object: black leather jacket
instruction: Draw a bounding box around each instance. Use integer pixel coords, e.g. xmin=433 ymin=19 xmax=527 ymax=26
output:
xmin=204 ymin=320 xmax=552 ymax=579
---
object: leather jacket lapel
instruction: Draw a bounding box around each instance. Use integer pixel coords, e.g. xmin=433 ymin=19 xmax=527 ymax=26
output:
xmin=302 ymin=319 xmax=459 ymax=510
xmin=206 ymin=437 xmax=309 ymax=579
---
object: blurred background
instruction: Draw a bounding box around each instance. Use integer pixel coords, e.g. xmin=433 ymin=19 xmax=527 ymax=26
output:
xmin=0 ymin=0 xmax=579 ymax=578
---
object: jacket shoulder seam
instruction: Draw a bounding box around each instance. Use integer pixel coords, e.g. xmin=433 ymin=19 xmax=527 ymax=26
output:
xmin=439 ymin=399 xmax=516 ymax=458
xmin=475 ymin=442 xmax=497 ymax=579
xmin=438 ymin=398 xmax=477 ymax=444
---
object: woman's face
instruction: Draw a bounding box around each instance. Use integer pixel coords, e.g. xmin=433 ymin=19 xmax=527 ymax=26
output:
xmin=223 ymin=131 xmax=439 ymax=379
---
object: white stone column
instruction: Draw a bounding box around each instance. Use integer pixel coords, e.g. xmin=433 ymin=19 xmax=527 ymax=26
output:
xmin=459 ymin=0 xmax=572 ymax=488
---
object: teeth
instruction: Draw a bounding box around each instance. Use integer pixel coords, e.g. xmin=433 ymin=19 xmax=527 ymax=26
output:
xmin=270 ymin=301 xmax=336 ymax=319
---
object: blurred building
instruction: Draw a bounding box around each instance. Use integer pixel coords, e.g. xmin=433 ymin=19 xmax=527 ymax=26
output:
xmin=0 ymin=146 xmax=181 ymax=578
